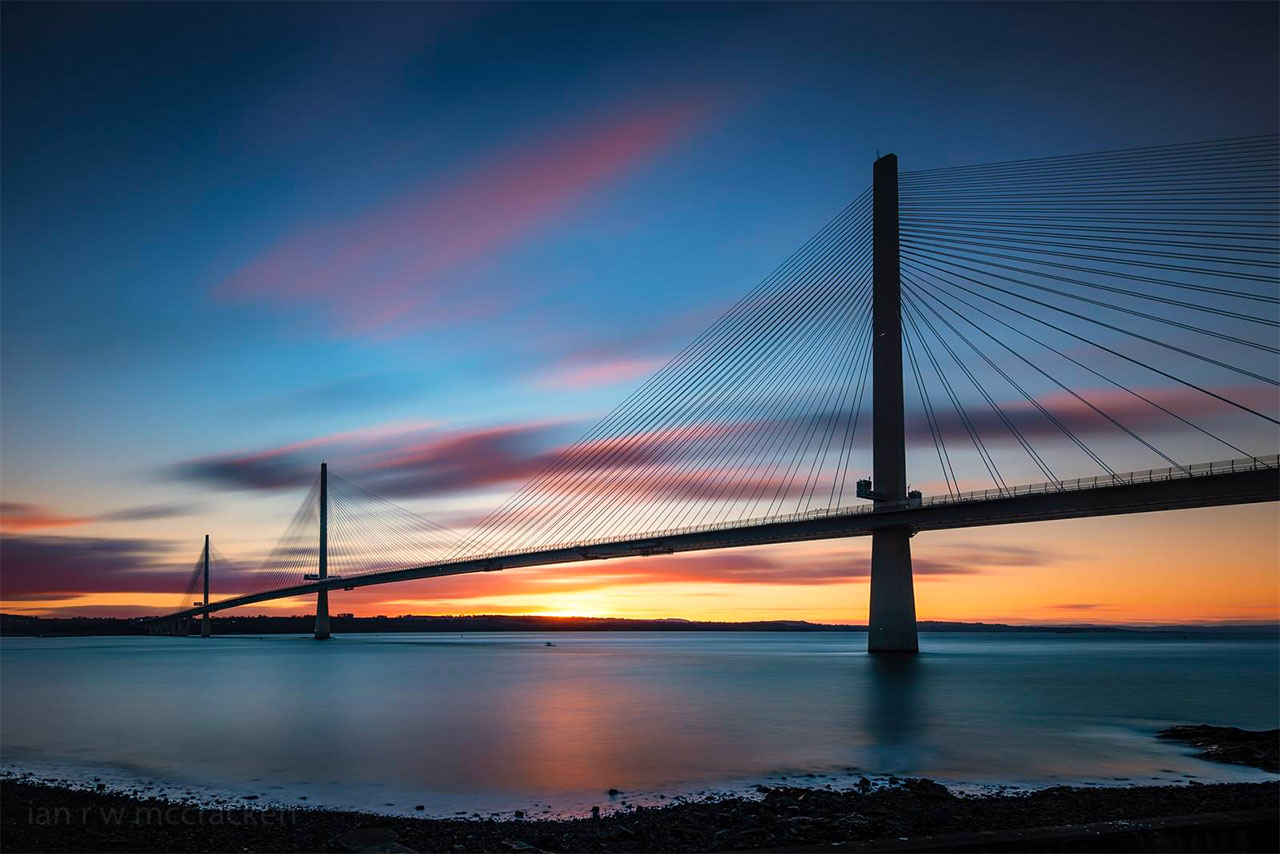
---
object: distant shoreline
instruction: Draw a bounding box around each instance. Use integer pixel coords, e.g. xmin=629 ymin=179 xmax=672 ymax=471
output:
xmin=4 ymin=612 xmax=1277 ymax=638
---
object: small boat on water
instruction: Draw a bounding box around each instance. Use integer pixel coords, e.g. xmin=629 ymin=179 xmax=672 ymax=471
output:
xmin=545 ymin=641 xmax=556 ymax=647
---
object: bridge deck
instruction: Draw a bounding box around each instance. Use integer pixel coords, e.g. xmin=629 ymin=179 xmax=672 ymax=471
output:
xmin=159 ymin=456 xmax=1278 ymax=621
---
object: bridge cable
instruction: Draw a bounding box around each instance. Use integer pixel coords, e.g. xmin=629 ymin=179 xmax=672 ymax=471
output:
xmin=455 ymin=193 xmax=877 ymax=557
xmin=898 ymin=240 xmax=1279 ymax=346
xmin=904 ymin=272 xmax=1175 ymax=475
xmin=900 ymin=246 xmax=1280 ymax=365
xmin=583 ymin=226 xmax=874 ymax=542
xmin=444 ymin=193 xmax=872 ymax=558
xmin=901 ymin=291 xmax=1059 ymax=481
xmin=903 ymin=317 xmax=958 ymax=496
xmin=899 ymin=298 xmax=1009 ymax=492
xmin=899 ymin=257 xmax=1280 ymax=427
xmin=905 ymin=271 xmax=1259 ymax=461
xmin=524 ymin=210 xmax=872 ymax=550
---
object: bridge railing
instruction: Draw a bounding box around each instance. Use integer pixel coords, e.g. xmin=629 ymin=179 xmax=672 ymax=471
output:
xmin=450 ymin=454 xmax=1279 ymax=564
xmin=913 ymin=453 xmax=1280 ymax=511
xmin=188 ymin=454 xmax=1277 ymax=613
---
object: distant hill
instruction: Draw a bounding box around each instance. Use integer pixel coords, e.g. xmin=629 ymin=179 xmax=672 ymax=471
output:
xmin=3 ymin=613 xmax=1276 ymax=638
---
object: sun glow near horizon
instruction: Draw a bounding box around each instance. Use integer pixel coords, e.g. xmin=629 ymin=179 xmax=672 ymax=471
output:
xmin=6 ymin=504 xmax=1275 ymax=626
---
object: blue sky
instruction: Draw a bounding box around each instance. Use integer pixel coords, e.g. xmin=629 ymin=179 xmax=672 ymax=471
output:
xmin=2 ymin=2 xmax=1277 ymax=620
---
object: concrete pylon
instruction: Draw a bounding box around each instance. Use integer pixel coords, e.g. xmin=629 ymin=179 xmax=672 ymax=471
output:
xmin=201 ymin=534 xmax=211 ymax=638
xmin=867 ymin=153 xmax=919 ymax=654
xmin=314 ymin=462 xmax=331 ymax=640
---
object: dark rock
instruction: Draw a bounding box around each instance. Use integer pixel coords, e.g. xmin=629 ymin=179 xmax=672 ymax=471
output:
xmin=333 ymin=827 xmax=414 ymax=853
xmin=903 ymin=778 xmax=953 ymax=799
xmin=1158 ymin=724 xmax=1280 ymax=772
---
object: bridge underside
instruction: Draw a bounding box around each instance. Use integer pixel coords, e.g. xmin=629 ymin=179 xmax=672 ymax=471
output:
xmin=162 ymin=465 xmax=1277 ymax=623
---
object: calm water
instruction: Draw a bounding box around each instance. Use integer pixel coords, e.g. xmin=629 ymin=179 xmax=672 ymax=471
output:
xmin=2 ymin=632 xmax=1277 ymax=816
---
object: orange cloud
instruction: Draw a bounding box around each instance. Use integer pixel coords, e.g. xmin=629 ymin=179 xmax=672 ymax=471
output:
xmin=0 ymin=503 xmax=91 ymax=533
xmin=0 ymin=501 xmax=195 ymax=533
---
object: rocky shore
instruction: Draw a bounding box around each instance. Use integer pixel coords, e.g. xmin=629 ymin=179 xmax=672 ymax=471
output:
xmin=1158 ymin=725 xmax=1280 ymax=773
xmin=3 ymin=776 xmax=1278 ymax=853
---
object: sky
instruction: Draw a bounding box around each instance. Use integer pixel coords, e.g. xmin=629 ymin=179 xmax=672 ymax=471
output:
xmin=2 ymin=1 xmax=1277 ymax=624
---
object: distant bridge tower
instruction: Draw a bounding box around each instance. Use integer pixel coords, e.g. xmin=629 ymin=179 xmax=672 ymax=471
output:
xmin=866 ymin=153 xmax=918 ymax=653
xmin=201 ymin=533 xmax=211 ymax=638
xmin=314 ymin=462 xmax=331 ymax=640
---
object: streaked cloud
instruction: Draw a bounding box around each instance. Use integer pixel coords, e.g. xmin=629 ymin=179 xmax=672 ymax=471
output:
xmin=530 ymin=356 xmax=665 ymax=392
xmin=174 ymin=420 xmax=444 ymax=491
xmin=0 ymin=530 xmax=1027 ymax=610
xmin=217 ymin=93 xmax=724 ymax=338
xmin=0 ymin=502 xmax=91 ymax=532
xmin=911 ymin=384 xmax=1276 ymax=448
xmin=0 ymin=535 xmax=180 ymax=599
xmin=175 ymin=379 xmax=1267 ymax=505
xmin=175 ymin=418 xmax=568 ymax=495
xmin=0 ymin=501 xmax=197 ymax=534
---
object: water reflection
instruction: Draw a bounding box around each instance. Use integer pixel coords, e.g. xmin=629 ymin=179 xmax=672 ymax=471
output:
xmin=2 ymin=633 xmax=1276 ymax=816
xmin=861 ymin=653 xmax=923 ymax=772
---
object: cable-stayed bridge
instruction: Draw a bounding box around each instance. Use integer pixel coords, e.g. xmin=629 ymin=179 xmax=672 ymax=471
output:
xmin=150 ymin=136 xmax=1280 ymax=652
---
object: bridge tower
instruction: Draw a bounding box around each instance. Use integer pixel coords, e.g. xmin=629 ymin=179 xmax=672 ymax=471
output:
xmin=314 ymin=462 xmax=331 ymax=640
xmin=867 ymin=153 xmax=919 ymax=653
xmin=201 ymin=533 xmax=211 ymax=638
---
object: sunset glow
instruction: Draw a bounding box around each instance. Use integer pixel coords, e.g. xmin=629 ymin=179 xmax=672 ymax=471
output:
xmin=2 ymin=1 xmax=1276 ymax=630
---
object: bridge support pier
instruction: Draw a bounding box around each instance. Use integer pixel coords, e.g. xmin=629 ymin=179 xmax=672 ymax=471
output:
xmin=868 ymin=527 xmax=918 ymax=653
xmin=315 ymin=589 xmax=330 ymax=640
xmin=314 ymin=462 xmax=331 ymax=640
xmin=867 ymin=152 xmax=918 ymax=654
xmin=201 ymin=533 xmax=211 ymax=638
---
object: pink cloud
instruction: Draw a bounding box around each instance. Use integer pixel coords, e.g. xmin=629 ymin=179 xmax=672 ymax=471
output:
xmin=1031 ymin=385 xmax=1276 ymax=428
xmin=177 ymin=418 xmax=574 ymax=495
xmin=914 ymin=383 xmax=1276 ymax=448
xmin=0 ymin=535 xmax=183 ymax=599
xmin=217 ymin=93 xmax=724 ymax=337
xmin=364 ymin=419 xmax=572 ymax=495
xmin=531 ymin=356 xmax=664 ymax=391
xmin=179 ymin=378 xmax=1268 ymax=505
